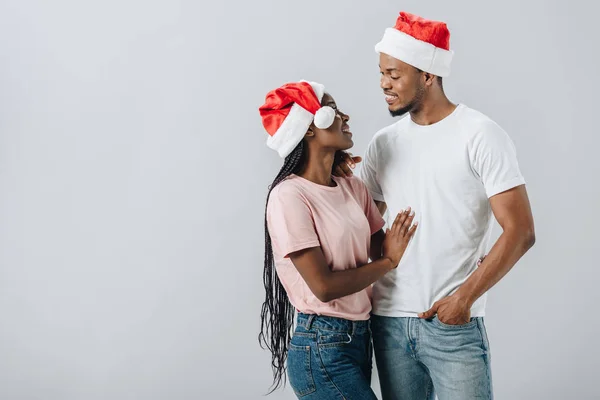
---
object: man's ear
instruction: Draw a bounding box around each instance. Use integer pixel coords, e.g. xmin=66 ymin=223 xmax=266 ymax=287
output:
xmin=423 ymin=72 xmax=436 ymax=86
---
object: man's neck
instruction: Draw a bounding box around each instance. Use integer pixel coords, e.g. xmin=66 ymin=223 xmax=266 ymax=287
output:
xmin=410 ymin=95 xmax=457 ymax=126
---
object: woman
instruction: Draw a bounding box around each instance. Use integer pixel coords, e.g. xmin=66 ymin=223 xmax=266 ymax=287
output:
xmin=258 ymin=80 xmax=417 ymax=399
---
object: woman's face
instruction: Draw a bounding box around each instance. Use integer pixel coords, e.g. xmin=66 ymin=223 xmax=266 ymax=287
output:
xmin=309 ymin=93 xmax=353 ymax=151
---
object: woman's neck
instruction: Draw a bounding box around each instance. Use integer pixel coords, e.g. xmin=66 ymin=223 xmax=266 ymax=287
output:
xmin=297 ymin=149 xmax=336 ymax=187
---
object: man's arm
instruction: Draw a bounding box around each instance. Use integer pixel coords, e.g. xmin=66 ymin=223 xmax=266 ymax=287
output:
xmin=370 ymin=229 xmax=385 ymax=262
xmin=375 ymin=200 xmax=387 ymax=217
xmin=419 ymin=185 xmax=535 ymax=324
xmin=456 ymin=185 xmax=535 ymax=304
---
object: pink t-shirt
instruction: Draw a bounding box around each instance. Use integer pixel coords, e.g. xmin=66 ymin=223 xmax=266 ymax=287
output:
xmin=266 ymin=174 xmax=385 ymax=321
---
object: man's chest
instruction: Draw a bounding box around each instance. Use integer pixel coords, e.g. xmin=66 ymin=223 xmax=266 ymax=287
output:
xmin=377 ymin=136 xmax=479 ymax=197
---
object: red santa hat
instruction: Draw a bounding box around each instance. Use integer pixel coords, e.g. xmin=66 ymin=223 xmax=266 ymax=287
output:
xmin=375 ymin=11 xmax=454 ymax=77
xmin=259 ymin=80 xmax=336 ymax=158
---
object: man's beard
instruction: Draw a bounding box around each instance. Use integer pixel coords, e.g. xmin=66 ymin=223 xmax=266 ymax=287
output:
xmin=389 ymin=102 xmax=415 ymax=117
xmin=389 ymin=86 xmax=425 ymax=117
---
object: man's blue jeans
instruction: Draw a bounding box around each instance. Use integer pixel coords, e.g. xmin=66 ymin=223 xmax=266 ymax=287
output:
xmin=371 ymin=315 xmax=493 ymax=400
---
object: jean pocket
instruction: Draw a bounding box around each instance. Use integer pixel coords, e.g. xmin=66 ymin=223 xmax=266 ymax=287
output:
xmin=318 ymin=332 xmax=352 ymax=348
xmin=433 ymin=316 xmax=477 ymax=330
xmin=287 ymin=343 xmax=316 ymax=397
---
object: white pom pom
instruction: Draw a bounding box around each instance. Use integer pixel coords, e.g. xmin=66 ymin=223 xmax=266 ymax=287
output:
xmin=314 ymin=106 xmax=336 ymax=129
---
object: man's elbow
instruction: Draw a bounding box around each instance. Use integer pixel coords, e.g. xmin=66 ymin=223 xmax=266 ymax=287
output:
xmin=522 ymin=227 xmax=536 ymax=250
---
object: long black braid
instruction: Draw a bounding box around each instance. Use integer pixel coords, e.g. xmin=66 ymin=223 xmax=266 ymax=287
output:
xmin=259 ymin=140 xmax=307 ymax=393
xmin=259 ymin=139 xmax=345 ymax=393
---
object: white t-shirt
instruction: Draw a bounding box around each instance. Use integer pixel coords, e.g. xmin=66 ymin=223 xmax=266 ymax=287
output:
xmin=360 ymin=104 xmax=525 ymax=317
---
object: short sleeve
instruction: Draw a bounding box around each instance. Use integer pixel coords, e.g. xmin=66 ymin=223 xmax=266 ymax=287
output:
xmin=359 ymin=139 xmax=385 ymax=202
xmin=266 ymin=184 xmax=320 ymax=258
xmin=468 ymin=122 xmax=526 ymax=198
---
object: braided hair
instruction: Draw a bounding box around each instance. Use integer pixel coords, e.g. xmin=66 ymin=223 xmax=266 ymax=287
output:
xmin=259 ymin=133 xmax=345 ymax=393
xmin=259 ymin=140 xmax=307 ymax=393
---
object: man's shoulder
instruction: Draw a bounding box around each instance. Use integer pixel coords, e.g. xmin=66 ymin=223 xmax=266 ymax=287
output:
xmin=458 ymin=105 xmax=504 ymax=133
xmin=457 ymin=105 xmax=518 ymax=156
xmin=370 ymin=117 xmax=410 ymax=147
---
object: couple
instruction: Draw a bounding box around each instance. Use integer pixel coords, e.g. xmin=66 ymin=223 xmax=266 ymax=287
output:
xmin=258 ymin=11 xmax=535 ymax=400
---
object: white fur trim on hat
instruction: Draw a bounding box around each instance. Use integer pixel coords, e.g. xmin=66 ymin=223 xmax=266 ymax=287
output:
xmin=375 ymin=28 xmax=454 ymax=77
xmin=266 ymin=80 xmax=333 ymax=158
xmin=303 ymin=80 xmax=325 ymax=102
xmin=266 ymin=102 xmax=314 ymax=158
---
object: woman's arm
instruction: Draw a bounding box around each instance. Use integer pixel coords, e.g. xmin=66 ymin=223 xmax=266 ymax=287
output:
xmin=290 ymin=247 xmax=393 ymax=302
xmin=290 ymin=210 xmax=416 ymax=303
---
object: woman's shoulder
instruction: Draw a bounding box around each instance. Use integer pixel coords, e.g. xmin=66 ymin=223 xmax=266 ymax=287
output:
xmin=336 ymin=174 xmax=368 ymax=193
xmin=268 ymin=176 xmax=306 ymax=204
xmin=266 ymin=176 xmax=313 ymax=224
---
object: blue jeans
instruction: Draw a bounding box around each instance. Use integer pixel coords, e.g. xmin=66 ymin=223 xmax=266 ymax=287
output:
xmin=371 ymin=315 xmax=493 ymax=400
xmin=286 ymin=313 xmax=377 ymax=399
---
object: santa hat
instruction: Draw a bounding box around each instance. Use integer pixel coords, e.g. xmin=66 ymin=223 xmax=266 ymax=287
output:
xmin=375 ymin=11 xmax=454 ymax=77
xmin=259 ymin=81 xmax=336 ymax=158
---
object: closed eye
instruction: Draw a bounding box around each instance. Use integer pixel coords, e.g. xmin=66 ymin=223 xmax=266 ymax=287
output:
xmin=380 ymin=71 xmax=400 ymax=80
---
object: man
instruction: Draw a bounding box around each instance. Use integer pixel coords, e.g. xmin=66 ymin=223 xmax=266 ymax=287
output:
xmin=337 ymin=11 xmax=535 ymax=400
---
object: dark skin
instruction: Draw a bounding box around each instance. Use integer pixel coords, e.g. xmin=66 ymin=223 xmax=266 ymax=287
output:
xmin=334 ymin=54 xmax=536 ymax=325
xmin=289 ymin=93 xmax=418 ymax=303
xmin=419 ymin=185 xmax=535 ymax=323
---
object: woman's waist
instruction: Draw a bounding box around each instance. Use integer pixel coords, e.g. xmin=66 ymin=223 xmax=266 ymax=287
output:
xmin=296 ymin=312 xmax=370 ymax=335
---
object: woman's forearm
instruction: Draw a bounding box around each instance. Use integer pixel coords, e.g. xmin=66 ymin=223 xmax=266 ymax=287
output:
xmin=317 ymin=257 xmax=393 ymax=302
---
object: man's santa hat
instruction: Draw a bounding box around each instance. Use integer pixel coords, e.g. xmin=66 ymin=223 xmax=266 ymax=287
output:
xmin=259 ymin=81 xmax=336 ymax=158
xmin=375 ymin=11 xmax=454 ymax=77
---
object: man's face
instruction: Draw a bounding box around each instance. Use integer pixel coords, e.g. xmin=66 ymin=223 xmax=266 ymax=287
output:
xmin=379 ymin=53 xmax=425 ymax=117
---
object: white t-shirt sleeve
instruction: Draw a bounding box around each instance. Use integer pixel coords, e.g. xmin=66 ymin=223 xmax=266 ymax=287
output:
xmin=468 ymin=122 xmax=526 ymax=198
xmin=359 ymin=139 xmax=385 ymax=202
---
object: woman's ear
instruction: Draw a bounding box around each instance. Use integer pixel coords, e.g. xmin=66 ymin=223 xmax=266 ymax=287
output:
xmin=305 ymin=125 xmax=316 ymax=137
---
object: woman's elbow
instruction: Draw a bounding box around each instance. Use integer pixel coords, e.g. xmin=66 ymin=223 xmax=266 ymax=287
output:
xmin=311 ymin=280 xmax=335 ymax=303
xmin=314 ymin=286 xmax=333 ymax=303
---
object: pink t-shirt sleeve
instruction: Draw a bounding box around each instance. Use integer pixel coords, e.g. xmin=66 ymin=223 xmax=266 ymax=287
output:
xmin=267 ymin=184 xmax=321 ymax=258
xmin=349 ymin=176 xmax=386 ymax=235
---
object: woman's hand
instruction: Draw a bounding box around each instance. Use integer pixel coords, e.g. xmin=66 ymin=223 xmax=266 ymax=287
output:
xmin=382 ymin=208 xmax=418 ymax=268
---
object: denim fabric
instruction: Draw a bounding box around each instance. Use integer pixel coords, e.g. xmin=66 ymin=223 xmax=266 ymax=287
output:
xmin=286 ymin=313 xmax=377 ymax=399
xmin=371 ymin=315 xmax=493 ymax=400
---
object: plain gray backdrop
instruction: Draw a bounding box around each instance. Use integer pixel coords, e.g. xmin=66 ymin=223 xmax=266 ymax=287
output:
xmin=0 ymin=0 xmax=598 ymax=399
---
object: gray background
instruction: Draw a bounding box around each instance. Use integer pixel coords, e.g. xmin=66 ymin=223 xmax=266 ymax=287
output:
xmin=0 ymin=0 xmax=597 ymax=399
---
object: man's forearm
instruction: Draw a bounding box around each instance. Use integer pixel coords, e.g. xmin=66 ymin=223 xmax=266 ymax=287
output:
xmin=456 ymin=228 xmax=535 ymax=307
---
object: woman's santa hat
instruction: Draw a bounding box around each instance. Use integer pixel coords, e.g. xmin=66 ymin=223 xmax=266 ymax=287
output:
xmin=259 ymin=80 xmax=336 ymax=158
xmin=375 ymin=11 xmax=454 ymax=77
